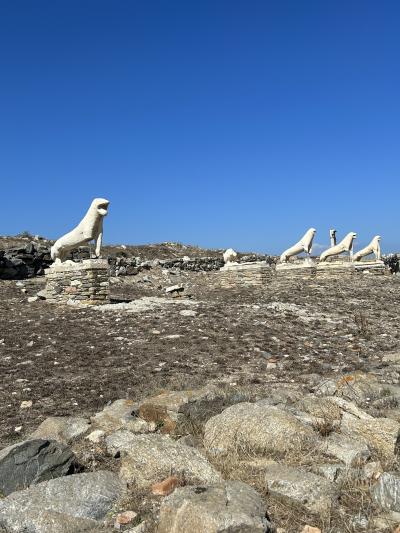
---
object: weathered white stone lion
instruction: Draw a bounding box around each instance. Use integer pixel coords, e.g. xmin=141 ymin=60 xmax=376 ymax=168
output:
xmin=223 ymin=248 xmax=238 ymax=265
xmin=353 ymin=235 xmax=381 ymax=262
xmin=280 ymin=228 xmax=316 ymax=263
xmin=319 ymin=231 xmax=357 ymax=262
xmin=51 ymin=198 xmax=110 ymax=263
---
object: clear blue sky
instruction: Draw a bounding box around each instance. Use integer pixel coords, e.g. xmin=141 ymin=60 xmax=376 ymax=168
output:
xmin=1 ymin=1 xmax=399 ymax=253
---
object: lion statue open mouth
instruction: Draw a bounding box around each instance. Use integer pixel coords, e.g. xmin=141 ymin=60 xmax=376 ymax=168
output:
xmin=51 ymin=198 xmax=110 ymax=263
xmin=319 ymin=232 xmax=357 ymax=262
xmin=280 ymin=228 xmax=316 ymax=263
xmin=353 ymin=235 xmax=381 ymax=262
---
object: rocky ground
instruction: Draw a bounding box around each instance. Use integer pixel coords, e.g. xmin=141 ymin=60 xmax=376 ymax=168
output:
xmin=1 ymin=254 xmax=400 ymax=532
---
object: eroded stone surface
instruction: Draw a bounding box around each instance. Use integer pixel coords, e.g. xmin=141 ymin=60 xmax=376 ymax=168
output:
xmin=30 ymin=416 xmax=90 ymax=444
xmin=322 ymin=432 xmax=371 ymax=467
xmin=371 ymin=472 xmax=400 ymax=512
xmin=341 ymin=412 xmax=400 ymax=461
xmin=264 ymin=463 xmax=338 ymax=517
xmin=0 ymin=471 xmax=125 ymax=531
xmin=204 ymin=402 xmax=315 ymax=458
xmin=91 ymin=399 xmax=138 ymax=433
xmin=0 ymin=439 xmax=76 ymax=496
xmin=158 ymin=481 xmax=273 ymax=533
xmin=106 ymin=431 xmax=221 ymax=488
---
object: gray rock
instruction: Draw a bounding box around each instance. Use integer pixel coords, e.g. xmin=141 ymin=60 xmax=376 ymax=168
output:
xmin=296 ymin=395 xmax=343 ymax=426
xmin=310 ymin=463 xmax=344 ymax=483
xmin=165 ymin=284 xmax=184 ymax=294
xmin=138 ymin=385 xmax=252 ymax=435
xmin=106 ymin=431 xmax=221 ymax=488
xmin=86 ymin=430 xmax=106 ymax=443
xmin=91 ymin=399 xmax=138 ymax=433
xmin=30 ymin=416 xmax=90 ymax=444
xmin=333 ymin=372 xmax=384 ymax=403
xmin=0 ymin=439 xmax=76 ymax=496
xmin=298 ymin=395 xmax=371 ymax=422
xmin=315 ymin=379 xmax=338 ymax=396
xmin=256 ymin=387 xmax=303 ymax=408
xmin=341 ymin=412 xmax=400 ymax=461
xmin=371 ymin=472 xmax=400 ymax=512
xmin=158 ymin=481 xmax=274 ymax=533
xmin=204 ymin=402 xmax=315 ymax=458
xmin=322 ymin=432 xmax=371 ymax=467
xmin=36 ymin=289 xmax=48 ymax=300
xmin=314 ymin=373 xmax=387 ymax=404
xmin=179 ymin=309 xmax=197 ymax=317
xmin=264 ymin=463 xmax=338 ymax=517
xmin=177 ymin=435 xmax=199 ymax=448
xmin=0 ymin=471 xmax=125 ymax=531
xmin=0 ymin=511 xmax=101 ymax=532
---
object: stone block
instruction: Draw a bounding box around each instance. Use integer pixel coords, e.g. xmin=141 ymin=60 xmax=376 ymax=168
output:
xmin=219 ymin=262 xmax=273 ymax=288
xmin=44 ymin=259 xmax=110 ymax=306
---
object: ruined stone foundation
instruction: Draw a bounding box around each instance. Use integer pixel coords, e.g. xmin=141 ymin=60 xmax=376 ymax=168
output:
xmin=219 ymin=262 xmax=273 ymax=288
xmin=44 ymin=259 xmax=110 ymax=305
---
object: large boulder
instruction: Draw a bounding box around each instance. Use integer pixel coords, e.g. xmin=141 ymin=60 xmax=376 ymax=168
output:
xmin=157 ymin=481 xmax=274 ymax=533
xmin=341 ymin=412 xmax=400 ymax=461
xmin=106 ymin=431 xmax=221 ymax=488
xmin=204 ymin=402 xmax=315 ymax=458
xmin=30 ymin=417 xmax=90 ymax=444
xmin=264 ymin=463 xmax=338 ymax=518
xmin=0 ymin=471 xmax=125 ymax=532
xmin=0 ymin=439 xmax=76 ymax=496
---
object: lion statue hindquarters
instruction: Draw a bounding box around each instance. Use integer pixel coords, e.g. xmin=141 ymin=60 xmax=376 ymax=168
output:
xmin=319 ymin=232 xmax=357 ymax=262
xmin=223 ymin=248 xmax=238 ymax=265
xmin=353 ymin=235 xmax=381 ymax=262
xmin=279 ymin=228 xmax=316 ymax=263
xmin=51 ymin=198 xmax=110 ymax=263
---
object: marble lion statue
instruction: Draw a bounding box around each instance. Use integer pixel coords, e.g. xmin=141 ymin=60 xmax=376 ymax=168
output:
xmin=280 ymin=228 xmax=316 ymax=263
xmin=51 ymin=198 xmax=110 ymax=263
xmin=223 ymin=248 xmax=238 ymax=265
xmin=319 ymin=231 xmax=357 ymax=262
xmin=353 ymin=235 xmax=381 ymax=262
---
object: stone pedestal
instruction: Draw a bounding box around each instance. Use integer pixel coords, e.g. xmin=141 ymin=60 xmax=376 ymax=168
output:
xmin=316 ymin=260 xmax=354 ymax=277
xmin=44 ymin=259 xmax=110 ymax=305
xmin=276 ymin=258 xmax=317 ymax=278
xmin=219 ymin=262 xmax=273 ymax=288
xmin=353 ymin=260 xmax=388 ymax=275
xmin=316 ymin=259 xmax=388 ymax=277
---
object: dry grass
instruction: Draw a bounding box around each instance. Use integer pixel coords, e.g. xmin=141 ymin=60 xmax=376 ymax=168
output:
xmin=202 ymin=429 xmax=394 ymax=533
xmin=354 ymin=311 xmax=373 ymax=340
xmin=71 ymin=438 xmax=118 ymax=474
xmin=106 ymin=482 xmax=160 ymax=533
xmin=329 ymin=472 xmax=383 ymax=533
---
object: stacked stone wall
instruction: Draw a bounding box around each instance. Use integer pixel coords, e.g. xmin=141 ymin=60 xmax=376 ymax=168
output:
xmin=44 ymin=259 xmax=110 ymax=305
xmin=219 ymin=263 xmax=274 ymax=288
